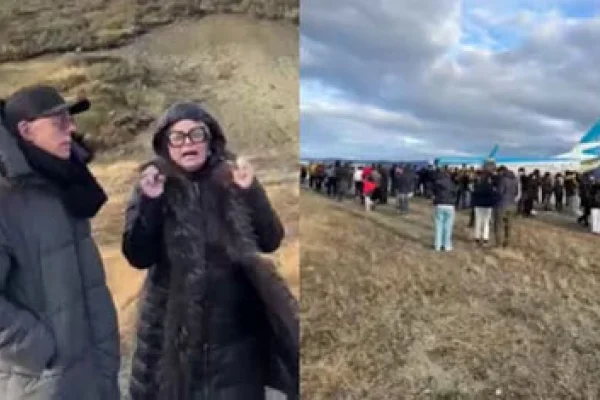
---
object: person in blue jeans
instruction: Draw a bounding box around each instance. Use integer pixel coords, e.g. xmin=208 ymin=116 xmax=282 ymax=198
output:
xmin=432 ymin=169 xmax=458 ymax=251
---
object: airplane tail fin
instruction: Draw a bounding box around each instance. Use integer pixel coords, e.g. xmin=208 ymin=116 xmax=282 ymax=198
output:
xmin=571 ymin=119 xmax=600 ymax=160
xmin=488 ymin=144 xmax=499 ymax=159
xmin=579 ymin=120 xmax=600 ymax=145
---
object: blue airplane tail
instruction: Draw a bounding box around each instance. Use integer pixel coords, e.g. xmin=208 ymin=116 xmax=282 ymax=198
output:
xmin=488 ymin=144 xmax=499 ymax=159
xmin=579 ymin=120 xmax=600 ymax=144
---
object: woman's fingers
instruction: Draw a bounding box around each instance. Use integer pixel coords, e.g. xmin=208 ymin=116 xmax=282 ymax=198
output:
xmin=141 ymin=164 xmax=165 ymax=188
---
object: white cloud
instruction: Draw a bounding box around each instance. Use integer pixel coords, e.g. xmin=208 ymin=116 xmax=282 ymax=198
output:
xmin=300 ymin=0 xmax=600 ymax=160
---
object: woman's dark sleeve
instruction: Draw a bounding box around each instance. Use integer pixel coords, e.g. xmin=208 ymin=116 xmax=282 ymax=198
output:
xmin=240 ymin=178 xmax=285 ymax=253
xmin=121 ymin=186 xmax=163 ymax=269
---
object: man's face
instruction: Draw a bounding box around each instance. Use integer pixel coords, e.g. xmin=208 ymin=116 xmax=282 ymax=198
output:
xmin=18 ymin=111 xmax=75 ymax=160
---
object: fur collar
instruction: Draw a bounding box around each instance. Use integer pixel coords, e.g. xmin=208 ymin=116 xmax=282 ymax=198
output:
xmin=152 ymin=157 xmax=258 ymax=399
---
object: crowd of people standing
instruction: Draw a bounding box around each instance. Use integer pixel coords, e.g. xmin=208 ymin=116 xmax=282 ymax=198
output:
xmin=300 ymin=161 xmax=414 ymax=210
xmin=301 ymin=160 xmax=600 ymax=253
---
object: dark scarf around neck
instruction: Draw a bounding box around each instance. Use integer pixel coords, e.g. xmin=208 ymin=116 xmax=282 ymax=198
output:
xmin=18 ymin=139 xmax=107 ymax=219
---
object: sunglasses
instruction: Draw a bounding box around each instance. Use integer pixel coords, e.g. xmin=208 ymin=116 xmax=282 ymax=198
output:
xmin=27 ymin=112 xmax=74 ymax=131
xmin=167 ymin=126 xmax=210 ymax=147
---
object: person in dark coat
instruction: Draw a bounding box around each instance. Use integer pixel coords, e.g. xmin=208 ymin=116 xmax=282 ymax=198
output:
xmin=458 ymin=166 xmax=471 ymax=209
xmin=377 ymin=164 xmax=389 ymax=204
xmin=493 ymin=166 xmax=519 ymax=247
xmin=325 ymin=163 xmax=337 ymax=197
xmin=521 ymin=171 xmax=538 ymax=217
xmin=472 ymin=169 xmax=497 ymax=245
xmin=467 ymin=168 xmax=477 ymax=227
xmin=578 ymin=175 xmax=593 ymax=227
xmin=299 ymin=164 xmax=307 ymax=187
xmin=589 ymin=178 xmax=600 ymax=234
xmin=417 ymin=167 xmax=427 ymax=197
xmin=517 ymin=168 xmax=527 ymax=215
xmin=554 ymin=173 xmax=565 ymax=212
xmin=535 ymin=171 xmax=543 ymax=204
xmin=314 ymin=163 xmax=325 ymax=192
xmin=336 ymin=162 xmax=353 ymax=201
xmin=410 ymin=165 xmax=420 ymax=193
xmin=122 ymin=102 xmax=298 ymax=400
xmin=389 ymin=164 xmax=398 ymax=197
xmin=541 ymin=172 xmax=553 ymax=211
xmin=424 ymin=164 xmax=435 ymax=198
xmin=0 ymin=86 xmax=120 ymax=399
xmin=564 ymin=171 xmax=577 ymax=214
xmin=395 ymin=166 xmax=414 ymax=213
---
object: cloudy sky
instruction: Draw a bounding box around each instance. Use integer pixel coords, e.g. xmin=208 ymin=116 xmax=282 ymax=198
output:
xmin=300 ymin=0 xmax=600 ymax=161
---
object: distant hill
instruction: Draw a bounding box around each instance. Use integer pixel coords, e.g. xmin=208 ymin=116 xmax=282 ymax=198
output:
xmin=0 ymin=0 xmax=298 ymax=63
xmin=0 ymin=5 xmax=298 ymax=156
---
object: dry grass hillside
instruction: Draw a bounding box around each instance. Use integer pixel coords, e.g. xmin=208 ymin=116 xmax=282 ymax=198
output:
xmin=0 ymin=14 xmax=298 ymax=155
xmin=0 ymin=4 xmax=298 ymax=397
xmin=301 ymin=190 xmax=600 ymax=399
xmin=0 ymin=0 xmax=298 ymax=62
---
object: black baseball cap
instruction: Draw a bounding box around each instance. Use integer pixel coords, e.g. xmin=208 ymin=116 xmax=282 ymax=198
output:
xmin=0 ymin=85 xmax=90 ymax=135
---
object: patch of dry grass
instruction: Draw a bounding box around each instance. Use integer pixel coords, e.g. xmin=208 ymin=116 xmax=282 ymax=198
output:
xmin=0 ymin=0 xmax=298 ymax=62
xmin=113 ymin=15 xmax=299 ymax=156
xmin=301 ymin=191 xmax=600 ymax=399
xmin=0 ymin=55 xmax=161 ymax=150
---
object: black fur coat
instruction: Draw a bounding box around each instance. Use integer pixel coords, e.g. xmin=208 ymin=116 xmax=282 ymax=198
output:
xmin=122 ymin=159 xmax=298 ymax=400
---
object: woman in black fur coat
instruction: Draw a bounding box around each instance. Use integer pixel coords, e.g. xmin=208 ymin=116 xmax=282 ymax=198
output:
xmin=121 ymin=102 xmax=299 ymax=400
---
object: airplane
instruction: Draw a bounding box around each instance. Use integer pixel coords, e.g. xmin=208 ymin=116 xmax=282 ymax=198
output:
xmin=434 ymin=120 xmax=600 ymax=173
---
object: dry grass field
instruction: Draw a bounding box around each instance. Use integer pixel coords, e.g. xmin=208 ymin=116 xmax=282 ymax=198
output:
xmin=301 ymin=190 xmax=600 ymax=399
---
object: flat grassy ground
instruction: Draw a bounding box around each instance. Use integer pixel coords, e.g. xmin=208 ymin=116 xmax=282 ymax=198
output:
xmin=301 ymin=189 xmax=600 ymax=399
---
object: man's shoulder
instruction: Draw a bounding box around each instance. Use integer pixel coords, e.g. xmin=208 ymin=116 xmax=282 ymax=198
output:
xmin=0 ymin=182 xmax=20 ymax=240
xmin=0 ymin=179 xmax=18 ymax=206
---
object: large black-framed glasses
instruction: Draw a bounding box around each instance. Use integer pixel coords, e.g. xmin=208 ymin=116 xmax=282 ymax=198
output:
xmin=167 ymin=126 xmax=210 ymax=147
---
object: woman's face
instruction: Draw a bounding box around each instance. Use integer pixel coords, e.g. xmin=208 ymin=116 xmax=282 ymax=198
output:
xmin=167 ymin=119 xmax=210 ymax=171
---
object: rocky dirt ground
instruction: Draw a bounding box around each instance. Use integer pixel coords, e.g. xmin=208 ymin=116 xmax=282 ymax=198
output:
xmin=1 ymin=2 xmax=298 ymax=397
xmin=301 ymin=189 xmax=600 ymax=399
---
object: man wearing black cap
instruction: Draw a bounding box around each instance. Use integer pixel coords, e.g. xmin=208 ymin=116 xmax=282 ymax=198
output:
xmin=0 ymin=86 xmax=119 ymax=399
